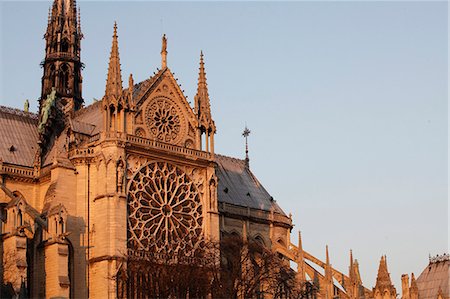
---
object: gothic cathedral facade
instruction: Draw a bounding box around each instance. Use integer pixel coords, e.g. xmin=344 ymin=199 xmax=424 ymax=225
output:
xmin=1 ymin=1 xmax=447 ymax=299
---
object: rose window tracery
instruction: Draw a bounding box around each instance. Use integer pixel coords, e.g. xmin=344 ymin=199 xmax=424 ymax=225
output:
xmin=128 ymin=162 xmax=203 ymax=256
xmin=145 ymin=98 xmax=184 ymax=143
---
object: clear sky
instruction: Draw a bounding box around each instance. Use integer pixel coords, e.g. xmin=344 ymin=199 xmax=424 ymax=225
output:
xmin=0 ymin=0 xmax=448 ymax=291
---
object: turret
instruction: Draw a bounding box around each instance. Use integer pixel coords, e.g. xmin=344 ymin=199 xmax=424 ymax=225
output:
xmin=40 ymin=0 xmax=83 ymax=115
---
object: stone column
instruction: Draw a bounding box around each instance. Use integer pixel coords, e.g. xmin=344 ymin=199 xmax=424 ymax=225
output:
xmin=44 ymin=241 xmax=70 ymax=298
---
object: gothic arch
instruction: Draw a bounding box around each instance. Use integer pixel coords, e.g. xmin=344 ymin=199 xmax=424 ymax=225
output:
xmin=253 ymin=234 xmax=266 ymax=246
xmin=61 ymin=38 xmax=69 ymax=52
xmin=59 ymin=63 xmax=71 ymax=93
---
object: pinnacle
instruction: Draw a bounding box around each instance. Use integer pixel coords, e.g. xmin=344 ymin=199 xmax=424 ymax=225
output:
xmin=105 ymin=21 xmax=123 ymax=99
xmin=375 ymin=255 xmax=394 ymax=288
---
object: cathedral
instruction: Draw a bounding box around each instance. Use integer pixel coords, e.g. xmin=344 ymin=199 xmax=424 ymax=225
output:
xmin=0 ymin=0 xmax=448 ymax=298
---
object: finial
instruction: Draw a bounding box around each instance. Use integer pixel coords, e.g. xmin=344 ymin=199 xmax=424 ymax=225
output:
xmin=242 ymin=125 xmax=251 ymax=168
xmin=129 ymin=73 xmax=134 ymax=89
xmin=326 ymin=245 xmax=330 ymax=264
xmin=161 ymin=34 xmax=167 ymax=68
xmin=24 ymin=99 xmax=29 ymax=113
xmin=113 ymin=21 xmax=118 ymax=37
xmin=298 ymin=230 xmax=303 ymax=250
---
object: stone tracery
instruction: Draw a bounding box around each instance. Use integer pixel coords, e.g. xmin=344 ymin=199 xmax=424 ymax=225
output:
xmin=127 ymin=162 xmax=204 ymax=256
xmin=145 ymin=97 xmax=183 ymax=143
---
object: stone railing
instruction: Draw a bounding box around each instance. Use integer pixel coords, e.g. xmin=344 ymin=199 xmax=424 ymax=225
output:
xmin=47 ymin=52 xmax=79 ymax=60
xmin=219 ymin=202 xmax=292 ymax=225
xmin=0 ymin=163 xmax=35 ymax=178
xmin=87 ymin=133 xmax=100 ymax=143
xmin=429 ymin=253 xmax=450 ymax=263
xmin=70 ymin=132 xmax=211 ymax=161
xmin=126 ymin=135 xmax=211 ymax=160
xmin=68 ymin=147 xmax=96 ymax=159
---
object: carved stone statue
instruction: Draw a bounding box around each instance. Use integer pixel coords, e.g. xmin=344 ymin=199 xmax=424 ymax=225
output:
xmin=209 ymin=175 xmax=218 ymax=212
xmin=161 ymin=34 xmax=167 ymax=53
xmin=38 ymin=88 xmax=57 ymax=133
xmin=117 ymin=160 xmax=124 ymax=192
xmin=24 ymin=99 xmax=29 ymax=113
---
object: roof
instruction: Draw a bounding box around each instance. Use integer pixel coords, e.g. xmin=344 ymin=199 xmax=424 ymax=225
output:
xmin=215 ymin=154 xmax=286 ymax=215
xmin=416 ymin=256 xmax=449 ymax=299
xmin=0 ymin=106 xmax=39 ymax=166
xmin=72 ymin=100 xmax=103 ymax=135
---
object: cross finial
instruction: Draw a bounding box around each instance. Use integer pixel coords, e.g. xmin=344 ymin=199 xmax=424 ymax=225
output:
xmin=242 ymin=125 xmax=251 ymax=168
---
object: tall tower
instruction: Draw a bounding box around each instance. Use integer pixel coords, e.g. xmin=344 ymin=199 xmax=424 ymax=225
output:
xmin=40 ymin=0 xmax=83 ymax=115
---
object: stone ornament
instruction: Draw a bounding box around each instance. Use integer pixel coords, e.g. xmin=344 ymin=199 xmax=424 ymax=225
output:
xmin=128 ymin=162 xmax=204 ymax=256
xmin=145 ymin=97 xmax=185 ymax=144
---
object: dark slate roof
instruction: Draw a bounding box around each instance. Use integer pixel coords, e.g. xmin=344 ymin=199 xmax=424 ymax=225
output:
xmin=416 ymin=258 xmax=449 ymax=299
xmin=126 ymin=68 xmax=165 ymax=105
xmin=215 ymin=154 xmax=286 ymax=215
xmin=0 ymin=106 xmax=39 ymax=166
xmin=72 ymin=100 xmax=103 ymax=135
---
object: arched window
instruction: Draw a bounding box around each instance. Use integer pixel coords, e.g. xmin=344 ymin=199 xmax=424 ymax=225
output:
xmin=254 ymin=235 xmax=265 ymax=246
xmin=59 ymin=64 xmax=70 ymax=94
xmin=61 ymin=38 xmax=69 ymax=52
xmin=17 ymin=210 xmax=23 ymax=227
xmin=49 ymin=64 xmax=56 ymax=88
xmin=59 ymin=218 xmax=65 ymax=234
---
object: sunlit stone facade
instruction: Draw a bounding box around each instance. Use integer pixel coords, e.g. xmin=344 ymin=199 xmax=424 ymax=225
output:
xmin=0 ymin=1 xmax=447 ymax=298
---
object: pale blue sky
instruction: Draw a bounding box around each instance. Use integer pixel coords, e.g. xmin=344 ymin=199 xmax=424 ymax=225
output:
xmin=0 ymin=0 xmax=448 ymax=290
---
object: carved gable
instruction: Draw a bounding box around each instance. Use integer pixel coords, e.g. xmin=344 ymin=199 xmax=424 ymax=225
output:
xmin=133 ymin=69 xmax=198 ymax=149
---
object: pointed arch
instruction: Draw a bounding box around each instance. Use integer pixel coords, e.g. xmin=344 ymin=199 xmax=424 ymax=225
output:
xmin=61 ymin=38 xmax=69 ymax=52
xmin=59 ymin=63 xmax=71 ymax=94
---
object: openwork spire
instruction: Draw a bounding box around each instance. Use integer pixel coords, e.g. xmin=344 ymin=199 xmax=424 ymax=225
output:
xmin=105 ymin=22 xmax=123 ymax=99
xmin=41 ymin=0 xmax=83 ymax=113
xmin=195 ymin=51 xmax=215 ymax=134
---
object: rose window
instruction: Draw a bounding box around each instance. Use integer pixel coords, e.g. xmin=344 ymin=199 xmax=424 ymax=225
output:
xmin=145 ymin=98 xmax=182 ymax=143
xmin=128 ymin=162 xmax=203 ymax=256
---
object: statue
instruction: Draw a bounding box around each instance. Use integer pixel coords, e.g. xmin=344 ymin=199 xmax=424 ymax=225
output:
xmin=161 ymin=34 xmax=167 ymax=53
xmin=24 ymin=99 xmax=29 ymax=113
xmin=209 ymin=175 xmax=218 ymax=212
xmin=38 ymin=88 xmax=57 ymax=133
xmin=117 ymin=160 xmax=124 ymax=192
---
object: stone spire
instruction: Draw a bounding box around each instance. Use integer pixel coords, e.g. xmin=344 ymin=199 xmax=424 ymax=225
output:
xmin=195 ymin=51 xmax=215 ymax=153
xmin=410 ymin=273 xmax=419 ymax=299
xmin=296 ymin=231 xmax=306 ymax=284
xmin=349 ymin=250 xmax=354 ymax=276
xmin=348 ymin=250 xmax=363 ymax=299
xmin=324 ymin=245 xmax=334 ymax=299
xmin=41 ymin=0 xmax=83 ymax=114
xmin=195 ymin=51 xmax=215 ymax=134
xmin=376 ymin=256 xmax=392 ymax=287
xmin=105 ymin=22 xmax=123 ymax=99
xmin=373 ymin=256 xmax=397 ymax=299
